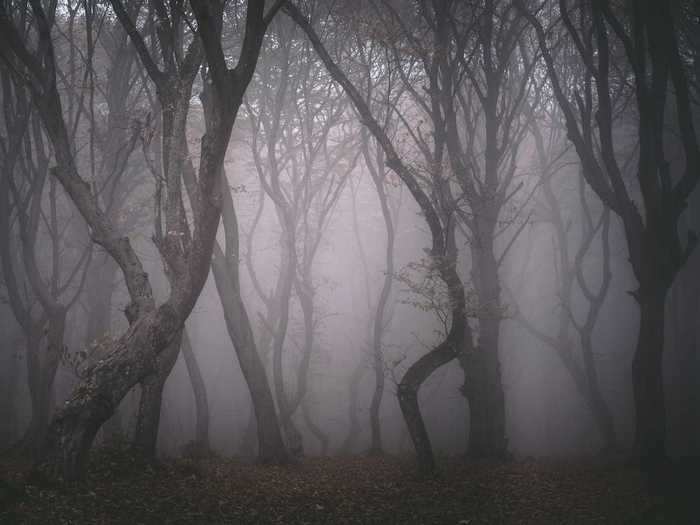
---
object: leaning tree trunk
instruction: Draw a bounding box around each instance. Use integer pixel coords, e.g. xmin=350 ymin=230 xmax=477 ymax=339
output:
xmin=208 ymin=155 xmax=288 ymax=464
xmin=41 ymin=305 xmax=181 ymax=480
xmin=133 ymin=330 xmax=182 ymax=457
xmin=181 ymin=330 xmax=210 ymax=454
xmin=211 ymin=244 xmax=289 ymax=463
xmin=84 ymin=255 xmax=123 ymax=444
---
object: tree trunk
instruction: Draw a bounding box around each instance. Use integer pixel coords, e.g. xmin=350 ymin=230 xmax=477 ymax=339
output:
xmin=133 ymin=330 xmax=182 ymax=457
xmin=40 ymin=305 xmax=181 ymax=480
xmin=181 ymin=330 xmax=210 ymax=453
xmin=85 ymin=255 xmax=123 ymax=444
xmin=466 ymin=239 xmax=507 ymax=459
xmin=632 ymin=285 xmax=668 ymax=468
xmin=301 ymin=397 xmax=329 ymax=456
xmin=270 ymin=228 xmax=304 ymax=457
xmin=18 ymin=310 xmax=65 ymax=457
xmin=211 ymin=245 xmax=288 ymax=464
xmin=239 ymin=406 xmax=258 ymax=457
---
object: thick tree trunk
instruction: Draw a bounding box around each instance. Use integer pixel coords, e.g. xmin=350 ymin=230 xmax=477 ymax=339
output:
xmin=85 ymin=255 xmax=123 ymax=444
xmin=39 ymin=305 xmax=181 ymax=480
xmin=181 ymin=330 xmax=210 ymax=453
xmin=632 ymin=286 xmax=668 ymax=467
xmin=133 ymin=330 xmax=182 ymax=457
xmin=466 ymin=239 xmax=507 ymax=459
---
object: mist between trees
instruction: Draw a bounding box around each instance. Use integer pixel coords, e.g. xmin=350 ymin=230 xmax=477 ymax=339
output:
xmin=0 ymin=0 xmax=698 ymax=483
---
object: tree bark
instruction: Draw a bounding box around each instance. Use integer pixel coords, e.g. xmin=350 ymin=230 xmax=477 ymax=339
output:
xmin=632 ymin=284 xmax=668 ymax=468
xmin=133 ymin=330 xmax=182 ymax=457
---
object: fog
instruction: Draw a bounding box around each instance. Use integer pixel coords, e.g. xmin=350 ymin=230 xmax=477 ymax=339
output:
xmin=0 ymin=1 xmax=699 ymax=502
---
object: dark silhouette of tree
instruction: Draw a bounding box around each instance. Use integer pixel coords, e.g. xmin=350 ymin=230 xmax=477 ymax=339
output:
xmin=518 ymin=0 xmax=700 ymax=468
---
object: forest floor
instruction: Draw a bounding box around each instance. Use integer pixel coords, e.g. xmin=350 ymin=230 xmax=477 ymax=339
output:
xmin=0 ymin=448 xmax=698 ymax=524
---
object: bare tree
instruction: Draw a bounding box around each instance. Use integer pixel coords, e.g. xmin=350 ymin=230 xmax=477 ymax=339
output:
xmin=0 ymin=0 xmax=278 ymax=480
xmin=519 ymin=0 xmax=700 ymax=467
xmin=284 ymin=2 xmax=472 ymax=472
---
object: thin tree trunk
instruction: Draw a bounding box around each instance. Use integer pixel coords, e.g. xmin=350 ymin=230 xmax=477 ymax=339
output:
xmin=181 ymin=330 xmax=210 ymax=454
xmin=301 ymin=397 xmax=329 ymax=456
xmin=207 ymin=149 xmax=288 ymax=463
xmin=17 ymin=310 xmax=66 ymax=457
xmin=211 ymin=244 xmax=289 ymax=463
xmin=361 ymin=131 xmax=395 ymax=456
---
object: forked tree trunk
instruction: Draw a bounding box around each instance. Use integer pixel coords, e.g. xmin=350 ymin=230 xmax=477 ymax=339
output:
xmin=41 ymin=305 xmax=181 ymax=480
xmin=133 ymin=330 xmax=182 ymax=457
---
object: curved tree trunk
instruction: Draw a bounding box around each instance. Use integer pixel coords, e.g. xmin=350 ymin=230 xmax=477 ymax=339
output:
xmin=211 ymin=246 xmax=289 ymax=464
xmin=85 ymin=255 xmax=122 ymax=444
xmin=209 ymin=150 xmax=288 ymax=463
xmin=181 ymin=330 xmax=210 ymax=454
xmin=270 ymin=227 xmax=304 ymax=457
xmin=361 ymin=131 xmax=395 ymax=456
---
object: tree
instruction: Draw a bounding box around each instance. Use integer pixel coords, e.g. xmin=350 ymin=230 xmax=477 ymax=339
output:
xmin=284 ymin=2 xmax=472 ymax=472
xmin=244 ymin=14 xmax=355 ymax=456
xmin=514 ymin=111 xmax=618 ymax=451
xmin=0 ymin=67 xmax=91 ymax=457
xmin=0 ymin=0 xmax=279 ymax=480
xmin=518 ymin=0 xmax=700 ymax=467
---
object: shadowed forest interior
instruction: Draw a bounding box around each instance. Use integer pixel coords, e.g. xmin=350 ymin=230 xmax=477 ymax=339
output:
xmin=0 ymin=1 xmax=699 ymax=523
